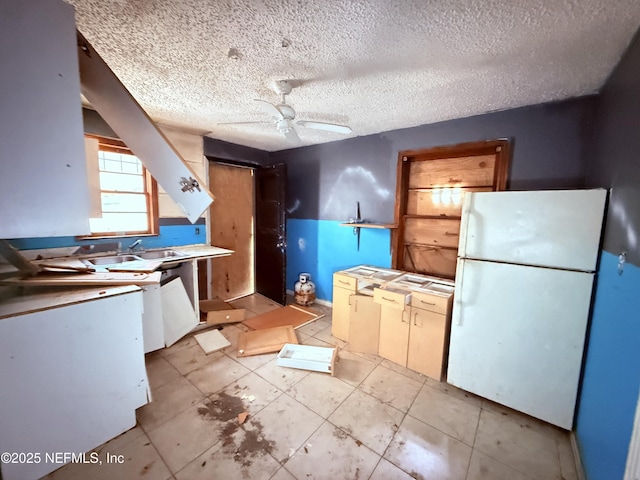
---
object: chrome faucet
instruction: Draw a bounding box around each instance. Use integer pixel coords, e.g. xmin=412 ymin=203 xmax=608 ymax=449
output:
xmin=127 ymin=239 xmax=143 ymax=251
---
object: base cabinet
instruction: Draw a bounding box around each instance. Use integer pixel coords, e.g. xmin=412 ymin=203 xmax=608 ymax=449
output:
xmin=348 ymin=295 xmax=381 ymax=354
xmin=378 ymin=305 xmax=410 ymax=365
xmin=331 ymin=272 xmax=358 ymax=341
xmin=0 ymin=289 xmax=148 ymax=480
xmin=407 ymin=307 xmax=449 ymax=380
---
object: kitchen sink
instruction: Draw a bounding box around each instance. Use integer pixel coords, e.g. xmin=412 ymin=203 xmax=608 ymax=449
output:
xmin=136 ymin=249 xmax=187 ymax=260
xmin=85 ymin=254 xmax=143 ymax=265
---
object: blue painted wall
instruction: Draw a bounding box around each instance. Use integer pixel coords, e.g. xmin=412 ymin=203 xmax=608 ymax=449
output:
xmin=577 ymin=28 xmax=640 ymax=480
xmin=577 ymin=252 xmax=640 ymax=479
xmin=287 ymin=219 xmax=391 ymax=301
xmin=8 ymin=219 xmax=205 ymax=252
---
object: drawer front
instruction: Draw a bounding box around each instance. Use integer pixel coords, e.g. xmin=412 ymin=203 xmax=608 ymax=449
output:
xmin=411 ymin=290 xmax=450 ymax=315
xmin=373 ymin=288 xmax=410 ymax=310
xmin=333 ymin=273 xmax=357 ymax=291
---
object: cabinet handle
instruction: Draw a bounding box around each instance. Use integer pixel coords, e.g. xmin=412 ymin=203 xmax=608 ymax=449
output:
xmin=421 ymin=300 xmax=436 ymax=305
xmin=338 ymin=280 xmax=350 ymax=285
xmin=402 ymin=311 xmax=410 ymax=324
xmin=382 ymin=296 xmax=397 ymax=303
xmin=413 ymin=312 xmax=419 ymax=326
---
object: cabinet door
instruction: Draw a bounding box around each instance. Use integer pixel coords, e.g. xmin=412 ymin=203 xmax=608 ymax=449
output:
xmin=378 ymin=305 xmax=410 ymax=366
xmin=331 ymin=285 xmax=352 ymax=341
xmin=0 ymin=0 xmax=91 ymax=238
xmin=349 ymin=295 xmax=381 ymax=354
xmin=407 ymin=308 xmax=448 ymax=380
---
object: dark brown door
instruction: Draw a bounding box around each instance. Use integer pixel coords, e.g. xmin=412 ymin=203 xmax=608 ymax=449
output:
xmin=255 ymin=163 xmax=287 ymax=305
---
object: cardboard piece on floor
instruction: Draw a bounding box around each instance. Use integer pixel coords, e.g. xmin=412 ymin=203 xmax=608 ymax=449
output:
xmin=199 ymin=299 xmax=246 ymax=325
xmin=241 ymin=304 xmax=323 ymax=331
xmin=237 ymin=325 xmax=298 ymax=357
xmin=276 ymin=343 xmax=338 ymax=376
xmin=194 ymin=329 xmax=231 ymax=354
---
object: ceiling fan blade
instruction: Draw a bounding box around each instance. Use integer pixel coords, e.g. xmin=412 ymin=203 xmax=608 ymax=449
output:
xmin=218 ymin=121 xmax=271 ymax=126
xmin=296 ymin=120 xmax=352 ymax=134
xmin=254 ymin=99 xmax=285 ymax=120
xmin=284 ymin=126 xmax=300 ymax=143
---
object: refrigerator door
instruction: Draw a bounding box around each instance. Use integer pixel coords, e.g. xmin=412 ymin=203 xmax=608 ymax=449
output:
xmin=458 ymin=189 xmax=607 ymax=271
xmin=449 ymin=258 xmax=595 ymax=429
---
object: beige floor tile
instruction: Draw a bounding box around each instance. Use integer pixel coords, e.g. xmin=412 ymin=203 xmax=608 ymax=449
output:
xmin=557 ymin=434 xmax=578 ymax=480
xmin=254 ymin=357 xmax=310 ymax=391
xmin=251 ymin=393 xmax=324 ymax=464
xmin=218 ymin=371 xmax=284 ymax=416
xmin=347 ymin=348 xmax=385 ymax=365
xmin=380 ymin=358 xmax=428 ymax=384
xmin=162 ymin=343 xmax=225 ymax=375
xmin=474 ymin=409 xmax=562 ymax=479
xmin=369 ymin=458 xmax=416 ymax=480
xmin=230 ymin=294 xmax=283 ymax=315
xmin=146 ymin=402 xmax=222 ymax=473
xmin=426 ymin=378 xmax=484 ymax=408
xmin=384 ymin=415 xmax=472 ymax=480
xmin=409 ymin=383 xmax=481 ymax=446
xmin=159 ymin=334 xmax=198 ymax=357
xmin=313 ymin=325 xmax=348 ymax=349
xmin=288 ymin=371 xmax=355 ymax=418
xmin=185 ymin=354 xmax=251 ymax=396
xmin=328 ymin=389 xmax=404 ymax=455
xmin=480 ymin=399 xmax=565 ymax=440
xmin=269 ymin=466 xmax=298 ymax=480
xmin=145 ymin=353 xmax=181 ymax=389
xmin=137 ymin=376 xmax=205 ymax=431
xmin=174 ymin=419 xmax=281 ymax=480
xmin=332 ymin=349 xmax=377 ymax=386
xmin=228 ymin=350 xmax=278 ymax=371
xmin=217 ymin=324 xmax=243 ymax=351
xmin=359 ymin=364 xmax=423 ymax=412
xmin=284 ymin=421 xmax=380 ymax=480
xmin=301 ymin=335 xmax=333 ymax=347
xmin=467 ymin=449 xmax=535 ymax=480
xmin=296 ymin=318 xmax=331 ymax=337
xmin=49 ymin=433 xmax=171 ymax=480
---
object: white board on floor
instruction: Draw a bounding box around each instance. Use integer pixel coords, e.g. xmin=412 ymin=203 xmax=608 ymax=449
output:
xmin=195 ymin=329 xmax=231 ymax=354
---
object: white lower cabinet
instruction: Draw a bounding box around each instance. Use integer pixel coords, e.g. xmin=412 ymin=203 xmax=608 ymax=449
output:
xmin=0 ymin=288 xmax=148 ymax=480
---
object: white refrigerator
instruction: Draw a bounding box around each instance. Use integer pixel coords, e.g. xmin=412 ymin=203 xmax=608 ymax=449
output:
xmin=448 ymin=188 xmax=607 ymax=429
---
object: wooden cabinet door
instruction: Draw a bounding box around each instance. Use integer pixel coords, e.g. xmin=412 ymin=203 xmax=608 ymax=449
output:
xmin=349 ymin=295 xmax=381 ymax=354
xmin=378 ymin=305 xmax=410 ymax=366
xmin=407 ymin=308 xmax=448 ymax=380
xmin=331 ymin=285 xmax=352 ymax=341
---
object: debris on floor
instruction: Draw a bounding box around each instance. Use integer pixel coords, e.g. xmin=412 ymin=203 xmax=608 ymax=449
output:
xmin=241 ymin=304 xmax=323 ymax=331
xmin=237 ymin=325 xmax=298 ymax=357
xmin=199 ymin=298 xmax=246 ymax=325
xmin=237 ymin=412 xmax=248 ymax=425
xmin=194 ymin=329 xmax=231 ymax=354
xmin=276 ymin=343 xmax=338 ymax=376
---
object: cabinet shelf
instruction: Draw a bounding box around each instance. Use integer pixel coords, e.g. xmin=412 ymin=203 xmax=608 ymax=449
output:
xmin=339 ymin=223 xmax=398 ymax=229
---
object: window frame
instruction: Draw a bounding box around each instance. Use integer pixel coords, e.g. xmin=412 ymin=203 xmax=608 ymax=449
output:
xmin=84 ymin=135 xmax=159 ymax=238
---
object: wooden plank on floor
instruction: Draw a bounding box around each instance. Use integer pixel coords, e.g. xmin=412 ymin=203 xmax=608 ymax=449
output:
xmin=241 ymin=304 xmax=323 ymax=331
xmin=237 ymin=325 xmax=298 ymax=357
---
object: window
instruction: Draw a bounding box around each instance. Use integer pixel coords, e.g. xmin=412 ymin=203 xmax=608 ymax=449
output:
xmin=87 ymin=136 xmax=158 ymax=236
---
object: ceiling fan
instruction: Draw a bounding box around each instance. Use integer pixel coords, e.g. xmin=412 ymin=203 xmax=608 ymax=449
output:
xmin=219 ymin=80 xmax=352 ymax=142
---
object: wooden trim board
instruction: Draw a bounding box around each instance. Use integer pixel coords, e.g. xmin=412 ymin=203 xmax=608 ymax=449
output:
xmin=241 ymin=304 xmax=323 ymax=331
xmin=237 ymin=325 xmax=298 ymax=357
xmin=0 ymin=271 xmax=162 ymax=286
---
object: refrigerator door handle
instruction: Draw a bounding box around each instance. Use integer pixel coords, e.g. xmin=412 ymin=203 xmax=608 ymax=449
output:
xmin=458 ymin=192 xmax=474 ymax=256
xmin=454 ymin=259 xmax=466 ymax=326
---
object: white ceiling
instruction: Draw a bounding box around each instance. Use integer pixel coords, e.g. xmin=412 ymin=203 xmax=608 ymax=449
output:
xmin=66 ymin=0 xmax=640 ymax=152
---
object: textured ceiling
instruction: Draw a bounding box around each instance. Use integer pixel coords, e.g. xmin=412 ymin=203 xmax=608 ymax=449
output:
xmin=66 ymin=0 xmax=640 ymax=152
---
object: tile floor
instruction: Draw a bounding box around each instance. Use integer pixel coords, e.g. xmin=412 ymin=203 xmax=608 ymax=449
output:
xmin=45 ymin=294 xmax=579 ymax=480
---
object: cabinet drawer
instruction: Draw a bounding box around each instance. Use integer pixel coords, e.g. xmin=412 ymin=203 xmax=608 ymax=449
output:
xmin=333 ymin=273 xmax=357 ymax=291
xmin=373 ymin=287 xmax=411 ymax=310
xmin=410 ymin=290 xmax=450 ymax=315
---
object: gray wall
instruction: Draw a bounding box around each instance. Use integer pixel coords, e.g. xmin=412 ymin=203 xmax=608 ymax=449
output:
xmin=585 ymin=30 xmax=640 ymax=266
xmin=204 ymin=136 xmax=269 ymax=166
xmin=270 ymin=97 xmax=598 ymax=222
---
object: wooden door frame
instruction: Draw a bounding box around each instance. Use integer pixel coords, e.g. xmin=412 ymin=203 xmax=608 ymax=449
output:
xmin=391 ymin=139 xmax=511 ymax=271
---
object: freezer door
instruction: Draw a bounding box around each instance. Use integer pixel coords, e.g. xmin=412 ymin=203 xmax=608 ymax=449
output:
xmin=448 ymin=258 xmax=594 ymax=429
xmin=458 ymin=189 xmax=606 ymax=271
